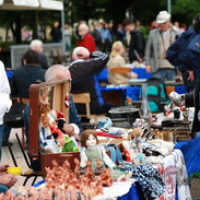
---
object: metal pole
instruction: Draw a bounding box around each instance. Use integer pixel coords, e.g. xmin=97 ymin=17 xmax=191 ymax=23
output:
xmin=61 ymin=0 xmax=65 ymax=52
xmin=167 ymin=0 xmax=171 ymax=14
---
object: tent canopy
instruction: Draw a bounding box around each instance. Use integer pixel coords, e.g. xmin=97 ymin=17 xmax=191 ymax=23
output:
xmin=0 ymin=0 xmax=63 ymax=11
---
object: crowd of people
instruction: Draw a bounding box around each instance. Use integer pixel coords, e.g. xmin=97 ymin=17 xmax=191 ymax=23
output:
xmin=1 ymin=10 xmax=200 ymax=194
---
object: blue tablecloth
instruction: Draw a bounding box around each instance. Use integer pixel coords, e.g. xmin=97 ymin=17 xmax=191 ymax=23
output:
xmin=132 ymin=67 xmax=152 ymax=79
xmin=117 ymin=182 xmax=144 ymax=200
xmin=97 ymin=67 xmax=152 ymax=83
xmin=99 ymin=68 xmax=187 ymax=101
xmin=101 ymin=84 xmax=187 ymax=102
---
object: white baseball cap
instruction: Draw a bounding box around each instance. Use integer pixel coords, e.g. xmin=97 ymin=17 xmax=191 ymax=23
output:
xmin=156 ymin=11 xmax=171 ymax=24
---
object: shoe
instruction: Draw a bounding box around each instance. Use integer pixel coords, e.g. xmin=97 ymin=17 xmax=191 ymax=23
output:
xmin=169 ymin=92 xmax=185 ymax=106
xmin=2 ymin=142 xmax=13 ymax=147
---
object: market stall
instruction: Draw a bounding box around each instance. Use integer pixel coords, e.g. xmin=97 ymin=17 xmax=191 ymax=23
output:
xmin=3 ymin=78 xmax=194 ymax=199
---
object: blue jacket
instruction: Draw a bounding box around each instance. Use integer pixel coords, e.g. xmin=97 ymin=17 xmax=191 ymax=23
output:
xmin=186 ymin=34 xmax=200 ymax=78
xmin=166 ymin=26 xmax=196 ymax=72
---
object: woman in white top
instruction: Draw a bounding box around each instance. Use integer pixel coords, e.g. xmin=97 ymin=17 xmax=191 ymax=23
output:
xmin=107 ymin=41 xmax=137 ymax=84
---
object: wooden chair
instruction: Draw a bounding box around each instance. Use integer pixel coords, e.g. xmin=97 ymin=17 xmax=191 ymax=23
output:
xmin=71 ymin=93 xmax=105 ymax=124
xmin=19 ymin=98 xmax=29 ymax=149
xmin=111 ymin=67 xmax=131 ymax=74
xmin=7 ymin=133 xmax=42 ymax=186
xmin=110 ymin=67 xmax=132 ymax=84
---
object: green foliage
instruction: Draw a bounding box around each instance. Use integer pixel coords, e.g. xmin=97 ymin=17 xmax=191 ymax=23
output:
xmin=1 ymin=0 xmax=200 ymax=44
xmin=140 ymin=26 xmax=150 ymax=40
xmin=172 ymin=0 xmax=200 ymax=24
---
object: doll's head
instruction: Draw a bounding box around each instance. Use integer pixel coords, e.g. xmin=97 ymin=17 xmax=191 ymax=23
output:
xmin=81 ymin=130 xmax=98 ymax=148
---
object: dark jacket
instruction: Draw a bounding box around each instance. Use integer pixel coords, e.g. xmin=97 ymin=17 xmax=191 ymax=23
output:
xmin=38 ymin=52 xmax=49 ymax=70
xmin=128 ymin=30 xmax=145 ymax=63
xmin=50 ymin=27 xmax=62 ymax=42
xmin=166 ymin=26 xmax=196 ymax=72
xmin=69 ymin=51 xmax=112 ymax=114
xmin=11 ymin=65 xmax=46 ymax=98
xmin=185 ymin=80 xmax=200 ymax=136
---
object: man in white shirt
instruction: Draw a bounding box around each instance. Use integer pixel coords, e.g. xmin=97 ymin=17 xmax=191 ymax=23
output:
xmin=0 ymin=61 xmax=12 ymax=160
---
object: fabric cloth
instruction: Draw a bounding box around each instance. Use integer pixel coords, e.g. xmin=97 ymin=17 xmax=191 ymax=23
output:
xmin=11 ymin=65 xmax=46 ymax=98
xmin=153 ymin=149 xmax=191 ymax=200
xmin=131 ymin=164 xmax=165 ymax=199
xmin=78 ymin=33 xmax=96 ymax=53
xmin=172 ymin=149 xmax=191 ymax=200
xmin=175 ymin=134 xmax=200 ymax=177
xmin=107 ymin=54 xmax=131 ymax=84
xmin=69 ymin=51 xmax=115 ymax=115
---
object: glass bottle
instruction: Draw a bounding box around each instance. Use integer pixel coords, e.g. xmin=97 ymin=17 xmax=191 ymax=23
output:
xmin=140 ymin=83 xmax=152 ymax=128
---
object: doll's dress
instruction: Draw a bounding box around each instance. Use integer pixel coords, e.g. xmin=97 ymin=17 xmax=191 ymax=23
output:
xmin=85 ymin=147 xmax=126 ymax=180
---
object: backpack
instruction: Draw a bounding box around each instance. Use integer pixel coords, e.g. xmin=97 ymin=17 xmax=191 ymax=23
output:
xmin=140 ymin=77 xmax=168 ymax=113
xmin=3 ymin=102 xmax=26 ymax=128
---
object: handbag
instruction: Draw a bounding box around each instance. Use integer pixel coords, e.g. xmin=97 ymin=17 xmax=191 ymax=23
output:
xmin=3 ymin=102 xmax=26 ymax=128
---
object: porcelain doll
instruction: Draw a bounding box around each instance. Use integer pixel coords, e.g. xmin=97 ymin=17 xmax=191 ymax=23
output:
xmin=80 ymin=130 xmax=132 ymax=181
xmin=38 ymin=89 xmax=59 ymax=153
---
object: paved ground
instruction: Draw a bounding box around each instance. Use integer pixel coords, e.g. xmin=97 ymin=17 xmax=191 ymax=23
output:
xmin=1 ymin=128 xmax=43 ymax=189
xmin=1 ymin=128 xmax=200 ymax=199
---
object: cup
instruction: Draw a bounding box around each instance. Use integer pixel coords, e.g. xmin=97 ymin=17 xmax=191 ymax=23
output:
xmin=7 ymin=166 xmax=22 ymax=175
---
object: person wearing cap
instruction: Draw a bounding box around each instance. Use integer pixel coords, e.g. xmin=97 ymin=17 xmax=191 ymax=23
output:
xmin=144 ymin=11 xmax=179 ymax=81
xmin=30 ymin=39 xmax=49 ymax=70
